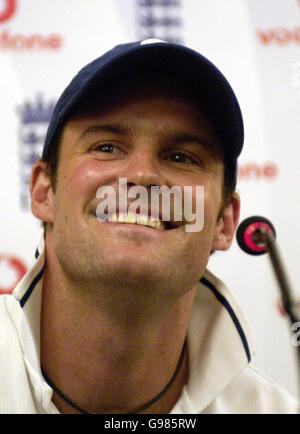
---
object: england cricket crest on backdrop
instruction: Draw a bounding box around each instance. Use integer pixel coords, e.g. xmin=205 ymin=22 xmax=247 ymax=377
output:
xmin=16 ymin=94 xmax=55 ymax=210
xmin=136 ymin=0 xmax=183 ymax=44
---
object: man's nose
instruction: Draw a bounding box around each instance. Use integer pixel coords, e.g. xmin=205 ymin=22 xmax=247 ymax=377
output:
xmin=121 ymin=147 xmax=167 ymax=188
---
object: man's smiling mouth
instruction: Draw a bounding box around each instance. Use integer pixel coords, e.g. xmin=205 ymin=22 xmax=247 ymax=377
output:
xmin=102 ymin=212 xmax=178 ymax=231
xmin=95 ymin=179 xmax=204 ymax=233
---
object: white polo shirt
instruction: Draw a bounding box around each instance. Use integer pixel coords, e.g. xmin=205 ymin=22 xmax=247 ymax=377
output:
xmin=0 ymin=243 xmax=298 ymax=414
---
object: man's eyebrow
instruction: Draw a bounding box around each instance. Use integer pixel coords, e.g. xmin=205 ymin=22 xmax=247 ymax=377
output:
xmin=168 ymin=132 xmax=222 ymax=161
xmin=77 ymin=122 xmax=131 ymax=142
xmin=76 ymin=123 xmax=222 ymax=159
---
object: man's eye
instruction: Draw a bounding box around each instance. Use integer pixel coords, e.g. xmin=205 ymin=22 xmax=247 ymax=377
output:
xmin=93 ymin=143 xmax=124 ymax=155
xmin=167 ymin=152 xmax=196 ymax=164
xmin=96 ymin=143 xmax=115 ymax=153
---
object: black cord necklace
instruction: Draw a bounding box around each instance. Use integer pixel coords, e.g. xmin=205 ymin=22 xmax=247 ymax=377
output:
xmin=41 ymin=338 xmax=187 ymax=414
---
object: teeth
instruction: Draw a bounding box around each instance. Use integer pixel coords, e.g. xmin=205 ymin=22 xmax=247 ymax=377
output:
xmin=110 ymin=213 xmax=118 ymax=223
xmin=108 ymin=212 xmax=164 ymax=230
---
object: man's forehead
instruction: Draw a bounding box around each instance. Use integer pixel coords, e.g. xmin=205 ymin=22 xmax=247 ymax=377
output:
xmin=60 ymin=72 xmax=224 ymax=162
xmin=61 ymin=80 xmax=224 ymax=163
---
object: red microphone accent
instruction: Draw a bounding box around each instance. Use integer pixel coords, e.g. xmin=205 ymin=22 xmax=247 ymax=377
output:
xmin=236 ymin=216 xmax=276 ymax=255
xmin=244 ymin=221 xmax=274 ymax=253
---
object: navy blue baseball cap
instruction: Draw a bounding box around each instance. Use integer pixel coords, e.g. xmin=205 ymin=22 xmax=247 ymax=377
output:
xmin=43 ymin=39 xmax=244 ymax=183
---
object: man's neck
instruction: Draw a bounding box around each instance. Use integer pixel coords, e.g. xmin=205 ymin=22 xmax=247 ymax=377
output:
xmin=40 ymin=263 xmax=196 ymax=414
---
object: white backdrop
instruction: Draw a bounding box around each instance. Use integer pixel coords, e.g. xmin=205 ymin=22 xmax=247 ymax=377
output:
xmin=0 ymin=0 xmax=299 ymax=400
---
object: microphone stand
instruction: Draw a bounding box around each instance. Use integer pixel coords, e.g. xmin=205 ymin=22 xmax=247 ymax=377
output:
xmin=253 ymin=228 xmax=300 ymax=409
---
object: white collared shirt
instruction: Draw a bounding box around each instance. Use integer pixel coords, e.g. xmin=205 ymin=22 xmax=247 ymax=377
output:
xmin=0 ymin=243 xmax=298 ymax=414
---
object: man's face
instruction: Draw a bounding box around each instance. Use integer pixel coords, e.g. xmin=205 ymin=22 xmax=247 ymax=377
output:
xmin=40 ymin=83 xmax=234 ymax=298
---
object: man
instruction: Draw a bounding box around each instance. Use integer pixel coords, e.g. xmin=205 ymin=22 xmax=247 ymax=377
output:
xmin=0 ymin=40 xmax=297 ymax=414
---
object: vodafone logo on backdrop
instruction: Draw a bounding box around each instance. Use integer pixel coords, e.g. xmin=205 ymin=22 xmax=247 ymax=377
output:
xmin=257 ymin=0 xmax=300 ymax=46
xmin=0 ymin=30 xmax=63 ymax=50
xmin=0 ymin=254 xmax=27 ymax=294
xmin=257 ymin=28 xmax=300 ymax=45
xmin=0 ymin=0 xmax=63 ymax=51
xmin=238 ymin=161 xmax=279 ymax=182
xmin=0 ymin=0 xmax=16 ymax=23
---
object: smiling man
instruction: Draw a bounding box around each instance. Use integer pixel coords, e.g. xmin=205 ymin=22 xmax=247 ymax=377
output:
xmin=0 ymin=40 xmax=298 ymax=414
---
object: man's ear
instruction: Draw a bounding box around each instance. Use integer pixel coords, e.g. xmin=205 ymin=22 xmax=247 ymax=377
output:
xmin=211 ymin=193 xmax=240 ymax=251
xmin=30 ymin=160 xmax=54 ymax=223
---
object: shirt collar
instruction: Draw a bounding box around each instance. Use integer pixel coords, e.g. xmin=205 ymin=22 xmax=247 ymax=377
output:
xmin=11 ymin=239 xmax=57 ymax=412
xmin=12 ymin=240 xmax=253 ymax=414
xmin=171 ymin=269 xmax=253 ymax=413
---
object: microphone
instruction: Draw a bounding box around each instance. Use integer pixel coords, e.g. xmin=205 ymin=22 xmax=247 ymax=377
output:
xmin=237 ymin=216 xmax=300 ymax=408
xmin=236 ymin=216 xmax=298 ymax=322
xmin=236 ymin=215 xmax=276 ymax=255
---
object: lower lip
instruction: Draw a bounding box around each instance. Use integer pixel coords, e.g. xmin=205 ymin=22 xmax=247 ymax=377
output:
xmin=99 ymin=220 xmax=169 ymax=235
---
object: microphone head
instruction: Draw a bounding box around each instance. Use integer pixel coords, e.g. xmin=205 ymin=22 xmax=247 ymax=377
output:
xmin=236 ymin=216 xmax=276 ymax=255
